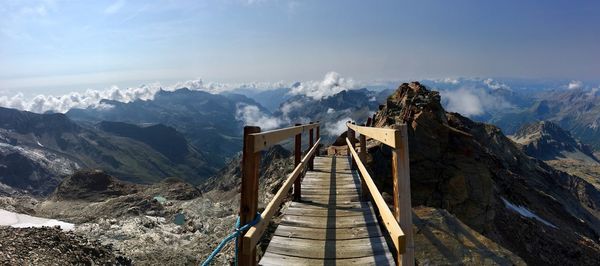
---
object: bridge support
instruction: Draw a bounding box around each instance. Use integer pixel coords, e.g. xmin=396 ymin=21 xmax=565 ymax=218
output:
xmin=239 ymin=126 xmax=261 ymax=266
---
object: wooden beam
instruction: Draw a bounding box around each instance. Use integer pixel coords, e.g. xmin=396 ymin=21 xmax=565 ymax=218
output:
xmin=250 ymin=123 xmax=319 ymax=152
xmin=345 ymin=137 xmax=406 ymax=260
xmin=294 ymin=123 xmax=302 ymax=201
xmin=239 ymin=126 xmax=261 ymax=266
xmin=242 ymin=139 xmax=321 ymax=251
xmin=346 ymin=122 xmax=399 ymax=148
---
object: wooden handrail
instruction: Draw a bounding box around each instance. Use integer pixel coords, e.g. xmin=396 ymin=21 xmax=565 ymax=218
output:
xmin=249 ymin=123 xmax=319 ymax=153
xmin=242 ymin=138 xmax=320 ymax=252
xmin=347 ymin=122 xmax=400 ymax=148
xmin=345 ymin=122 xmax=414 ymax=266
xmin=238 ymin=122 xmax=320 ymax=266
xmin=346 ymin=137 xmax=406 ymax=257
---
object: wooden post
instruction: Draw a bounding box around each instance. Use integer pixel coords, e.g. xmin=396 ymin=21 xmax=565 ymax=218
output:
xmin=392 ymin=125 xmax=414 ymax=266
xmin=293 ymin=123 xmax=302 ymax=201
xmin=350 ymin=122 xmax=357 ymax=170
xmin=359 ymin=133 xmax=368 ymax=200
xmin=239 ymin=126 xmax=261 ymax=266
xmin=366 ymin=117 xmax=372 ymax=127
xmin=308 ymin=122 xmax=314 ymax=170
xmin=316 ymin=121 xmax=320 ymax=156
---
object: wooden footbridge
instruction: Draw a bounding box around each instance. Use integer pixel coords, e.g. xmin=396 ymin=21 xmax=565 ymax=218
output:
xmin=236 ymin=121 xmax=414 ymax=265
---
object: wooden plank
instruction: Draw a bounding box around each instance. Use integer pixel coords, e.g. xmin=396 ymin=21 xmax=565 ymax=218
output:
xmin=300 ymin=195 xmax=361 ymax=204
xmin=250 ymin=123 xmax=319 ymax=152
xmin=285 ymin=206 xmax=373 ymax=217
xmin=347 ymin=122 xmax=400 ymax=148
xmin=265 ymin=236 xmax=390 ymax=259
xmin=346 ymin=137 xmax=406 ymax=256
xmin=289 ymin=201 xmax=371 ymax=210
xmin=300 ymin=189 xmax=361 ymax=196
xmin=242 ymin=139 xmax=321 ymax=251
xmin=273 ymin=224 xmax=384 ymax=240
xmin=281 ymin=214 xmax=377 ymax=229
xmin=260 ymin=251 xmax=395 ymax=266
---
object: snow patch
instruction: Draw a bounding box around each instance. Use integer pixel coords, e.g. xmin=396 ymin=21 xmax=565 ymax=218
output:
xmin=0 ymin=209 xmax=74 ymax=231
xmin=500 ymin=197 xmax=558 ymax=229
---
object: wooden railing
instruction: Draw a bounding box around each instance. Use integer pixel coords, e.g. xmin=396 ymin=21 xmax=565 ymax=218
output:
xmin=238 ymin=122 xmax=321 ymax=266
xmin=346 ymin=122 xmax=414 ymax=266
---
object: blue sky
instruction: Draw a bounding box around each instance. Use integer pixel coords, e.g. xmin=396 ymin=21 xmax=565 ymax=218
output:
xmin=1 ymin=0 xmax=599 ymax=96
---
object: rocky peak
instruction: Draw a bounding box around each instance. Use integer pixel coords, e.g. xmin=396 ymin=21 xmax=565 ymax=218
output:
xmin=374 ymin=82 xmax=447 ymax=128
xmin=512 ymin=121 xmax=599 ymax=163
xmin=365 ymin=82 xmax=600 ymax=266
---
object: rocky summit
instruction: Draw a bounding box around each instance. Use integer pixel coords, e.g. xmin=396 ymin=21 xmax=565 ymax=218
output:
xmin=366 ymin=82 xmax=600 ymax=265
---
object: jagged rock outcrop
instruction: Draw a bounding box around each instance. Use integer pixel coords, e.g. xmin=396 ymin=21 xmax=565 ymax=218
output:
xmin=367 ymin=82 xmax=600 ymax=265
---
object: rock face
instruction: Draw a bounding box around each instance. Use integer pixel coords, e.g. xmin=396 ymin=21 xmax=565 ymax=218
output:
xmin=413 ymin=206 xmax=525 ymax=265
xmin=512 ymin=121 xmax=599 ymax=163
xmin=52 ymin=170 xmax=141 ymax=202
xmin=368 ymin=82 xmax=600 ymax=265
xmin=0 ymin=226 xmax=131 ymax=265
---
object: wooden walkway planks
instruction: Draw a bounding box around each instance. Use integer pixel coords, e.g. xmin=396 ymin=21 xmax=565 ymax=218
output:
xmin=259 ymin=155 xmax=395 ymax=266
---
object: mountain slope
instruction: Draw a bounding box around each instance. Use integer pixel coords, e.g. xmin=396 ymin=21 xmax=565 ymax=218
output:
xmin=511 ymin=121 xmax=599 ymax=163
xmin=67 ymin=88 xmax=268 ymax=166
xmin=491 ymin=88 xmax=600 ymax=151
xmin=0 ymin=107 xmax=215 ymax=195
xmin=368 ymin=82 xmax=600 ymax=265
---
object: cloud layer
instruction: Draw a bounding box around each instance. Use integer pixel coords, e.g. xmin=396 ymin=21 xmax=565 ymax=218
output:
xmin=235 ymin=104 xmax=283 ymax=130
xmin=0 ymin=78 xmax=287 ymax=114
xmin=289 ymin=72 xmax=356 ymax=100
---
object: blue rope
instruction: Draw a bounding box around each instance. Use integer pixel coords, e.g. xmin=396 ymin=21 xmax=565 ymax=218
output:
xmin=201 ymin=212 xmax=261 ymax=266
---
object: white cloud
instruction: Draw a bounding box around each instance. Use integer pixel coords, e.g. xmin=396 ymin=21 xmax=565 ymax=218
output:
xmin=325 ymin=118 xmax=352 ymax=136
xmin=326 ymin=108 xmax=335 ymax=114
xmin=441 ymin=88 xmax=484 ymax=116
xmin=567 ymin=80 xmax=583 ymax=90
xmin=235 ymin=104 xmax=283 ymax=130
xmin=0 ymin=84 xmax=162 ymax=113
xmin=0 ymin=77 xmax=289 ymax=114
xmin=280 ymin=100 xmax=303 ymax=117
xmin=483 ymin=78 xmax=510 ymax=90
xmin=104 ymin=0 xmax=125 ymax=15
xmin=440 ymin=87 xmax=514 ymax=117
xmin=289 ymin=72 xmax=356 ymax=100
